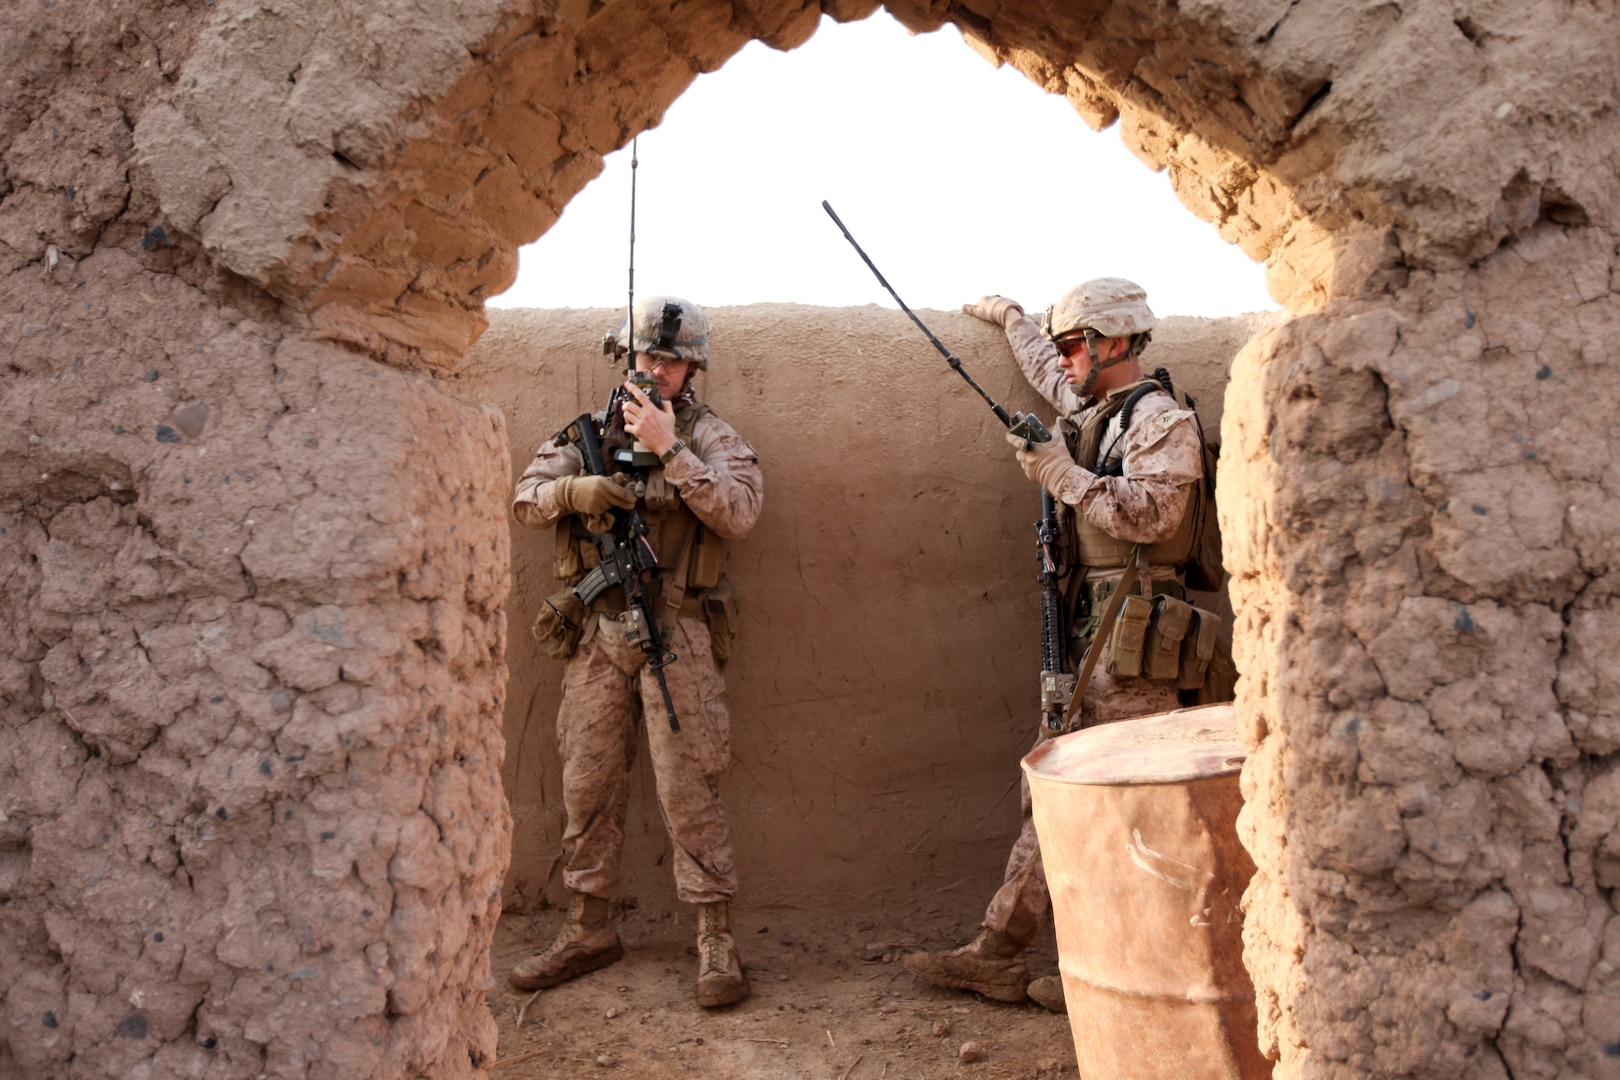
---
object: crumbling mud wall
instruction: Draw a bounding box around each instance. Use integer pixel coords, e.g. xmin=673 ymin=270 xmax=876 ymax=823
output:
xmin=453 ymin=304 xmax=1252 ymax=921
xmin=1228 ymin=241 xmax=1620 ymax=1079
xmin=5 ymin=0 xmax=1620 ymax=1077
xmin=1 ymin=3 xmax=513 ymax=1078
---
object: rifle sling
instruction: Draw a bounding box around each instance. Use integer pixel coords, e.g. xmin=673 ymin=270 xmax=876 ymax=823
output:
xmin=660 ymin=521 xmax=699 ymax=631
xmin=1060 ymin=543 xmax=1146 ymax=729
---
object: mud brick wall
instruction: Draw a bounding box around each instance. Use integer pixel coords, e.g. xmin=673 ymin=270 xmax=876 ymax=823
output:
xmin=452 ymin=304 xmax=1252 ymax=925
xmin=0 ymin=5 xmax=513 ymax=1076
xmin=4 ymin=0 xmax=1620 ymax=1077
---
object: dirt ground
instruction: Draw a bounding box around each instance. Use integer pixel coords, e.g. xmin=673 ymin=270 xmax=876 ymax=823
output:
xmin=486 ymin=904 xmax=1078 ymax=1078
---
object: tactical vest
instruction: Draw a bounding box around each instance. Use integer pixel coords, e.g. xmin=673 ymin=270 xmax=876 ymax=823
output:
xmin=551 ymin=403 xmax=728 ymax=620
xmin=1060 ymin=378 xmax=1203 ymax=574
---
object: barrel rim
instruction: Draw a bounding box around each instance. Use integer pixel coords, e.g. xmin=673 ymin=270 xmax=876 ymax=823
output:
xmin=1022 ymin=703 xmax=1245 ymax=787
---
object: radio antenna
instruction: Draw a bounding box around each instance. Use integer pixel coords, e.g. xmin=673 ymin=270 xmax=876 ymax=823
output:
xmin=625 ymin=137 xmax=638 ymax=374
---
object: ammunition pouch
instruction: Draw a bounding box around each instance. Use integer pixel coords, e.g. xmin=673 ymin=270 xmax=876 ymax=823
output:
xmin=1143 ymin=595 xmax=1194 ymax=680
xmin=1072 ymin=578 xmax=1185 ymax=656
xmin=553 ymin=517 xmax=588 ymax=581
xmin=1107 ymin=594 xmax=1154 ymax=678
xmin=644 ymin=469 xmax=678 ymax=513
xmin=1077 ymin=578 xmax=1219 ymax=686
xmin=690 ymin=525 xmax=725 ymax=590
xmin=1176 ymin=606 xmax=1221 ymax=691
xmin=533 ymin=589 xmax=588 ymax=660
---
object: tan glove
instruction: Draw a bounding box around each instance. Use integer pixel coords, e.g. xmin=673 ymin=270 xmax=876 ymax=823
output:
xmin=1006 ymin=430 xmax=1078 ymax=496
xmin=962 ymin=295 xmax=1024 ymax=329
xmin=553 ymin=475 xmax=635 ymax=517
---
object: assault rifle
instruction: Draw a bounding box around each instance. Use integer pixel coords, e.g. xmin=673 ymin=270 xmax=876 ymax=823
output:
xmin=553 ymin=411 xmax=682 ymax=733
xmin=1037 ymin=491 xmax=1076 ymax=733
xmin=820 ymin=199 xmax=1075 ymax=731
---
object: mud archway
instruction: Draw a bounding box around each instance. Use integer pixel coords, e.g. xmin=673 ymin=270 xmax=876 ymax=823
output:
xmin=4 ymin=0 xmax=1619 ymax=1077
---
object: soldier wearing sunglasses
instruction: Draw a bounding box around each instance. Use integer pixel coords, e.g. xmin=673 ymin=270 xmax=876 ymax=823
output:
xmin=904 ymin=279 xmax=1207 ymax=1013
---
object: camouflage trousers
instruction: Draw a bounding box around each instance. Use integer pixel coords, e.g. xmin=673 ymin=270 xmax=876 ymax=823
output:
xmin=981 ymin=668 xmax=1182 ymax=946
xmin=555 ymin=615 xmax=738 ymax=904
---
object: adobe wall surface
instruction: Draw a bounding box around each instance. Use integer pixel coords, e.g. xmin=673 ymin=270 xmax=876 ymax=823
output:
xmin=1 ymin=4 xmax=514 ymax=1077
xmin=452 ymin=303 xmax=1253 ymax=921
xmin=3 ymin=0 xmax=1620 ymax=1077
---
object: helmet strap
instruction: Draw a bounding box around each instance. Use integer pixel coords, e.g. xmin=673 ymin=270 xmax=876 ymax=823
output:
xmin=1077 ymin=334 xmax=1134 ymax=398
xmin=1077 ymin=332 xmax=1102 ymax=396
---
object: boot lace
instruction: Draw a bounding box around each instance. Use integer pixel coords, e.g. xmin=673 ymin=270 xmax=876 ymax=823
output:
xmin=696 ymin=904 xmax=736 ymax=977
xmin=699 ymin=932 xmax=732 ymax=975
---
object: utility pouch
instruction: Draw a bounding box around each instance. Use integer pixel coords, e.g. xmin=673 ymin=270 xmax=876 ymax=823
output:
xmin=1106 ymin=594 xmax=1154 ymax=678
xmin=703 ymin=578 xmax=740 ymax=664
xmin=1144 ymin=595 xmax=1194 ymax=680
xmin=643 ymin=470 xmax=676 ymax=513
xmin=1177 ymin=606 xmax=1222 ymax=690
xmin=533 ymin=589 xmax=587 ymax=660
xmin=690 ymin=526 xmax=725 ymax=591
xmin=552 ymin=520 xmax=585 ymax=580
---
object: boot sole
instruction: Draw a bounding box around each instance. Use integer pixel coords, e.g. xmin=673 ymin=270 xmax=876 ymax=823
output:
xmin=696 ymin=976 xmax=750 ymax=1009
xmin=508 ymin=940 xmax=626 ymax=992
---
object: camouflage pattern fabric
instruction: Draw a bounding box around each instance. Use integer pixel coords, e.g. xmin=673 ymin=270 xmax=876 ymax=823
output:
xmin=1005 ymin=311 xmax=1202 ymax=579
xmin=512 ymin=403 xmax=761 ymax=904
xmin=978 ymin=312 xmax=1205 ymax=945
xmin=1043 ymin=277 xmax=1156 ymax=340
xmin=554 ymin=615 xmax=738 ymax=903
xmin=514 ymin=409 xmax=761 ymax=539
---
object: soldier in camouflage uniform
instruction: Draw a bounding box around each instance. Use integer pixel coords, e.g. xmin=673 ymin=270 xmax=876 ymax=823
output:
xmin=904 ymin=279 xmax=1205 ymax=1013
xmin=508 ymin=297 xmax=763 ymax=1009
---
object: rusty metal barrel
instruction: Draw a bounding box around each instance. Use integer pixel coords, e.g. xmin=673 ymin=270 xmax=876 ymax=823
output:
xmin=1021 ymin=703 xmax=1271 ymax=1080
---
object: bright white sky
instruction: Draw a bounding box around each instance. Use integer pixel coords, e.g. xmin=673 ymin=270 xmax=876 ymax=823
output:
xmin=490 ymin=13 xmax=1276 ymax=319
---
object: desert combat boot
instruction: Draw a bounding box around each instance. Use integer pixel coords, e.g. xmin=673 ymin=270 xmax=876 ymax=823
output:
xmin=903 ymin=928 xmax=1030 ymax=1003
xmin=694 ymin=901 xmax=749 ymax=1008
xmin=508 ymin=892 xmax=624 ymax=991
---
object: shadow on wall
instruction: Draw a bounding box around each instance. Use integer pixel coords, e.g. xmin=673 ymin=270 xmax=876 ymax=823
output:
xmin=452 ymin=302 xmax=1271 ymax=923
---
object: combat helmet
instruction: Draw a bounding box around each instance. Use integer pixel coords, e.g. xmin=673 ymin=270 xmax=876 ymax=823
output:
xmin=1042 ymin=278 xmax=1155 ymax=396
xmin=1043 ymin=277 xmax=1156 ymax=341
xmin=603 ymin=295 xmax=712 ymax=370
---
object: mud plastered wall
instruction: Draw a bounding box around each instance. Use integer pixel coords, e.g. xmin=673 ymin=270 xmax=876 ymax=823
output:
xmin=1 ymin=3 xmax=514 ymax=1077
xmin=453 ymin=304 xmax=1252 ymax=921
xmin=5 ymin=0 xmax=1620 ymax=1076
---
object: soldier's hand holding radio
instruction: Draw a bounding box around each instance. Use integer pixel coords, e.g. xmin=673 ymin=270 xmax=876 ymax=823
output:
xmin=622 ymin=378 xmax=680 ymax=459
xmin=1007 ymin=429 xmax=1078 ymax=495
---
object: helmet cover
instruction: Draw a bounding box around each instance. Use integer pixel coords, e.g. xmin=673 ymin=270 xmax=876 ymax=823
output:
xmin=1045 ymin=278 xmax=1156 ymax=341
xmin=607 ymin=295 xmax=711 ymax=370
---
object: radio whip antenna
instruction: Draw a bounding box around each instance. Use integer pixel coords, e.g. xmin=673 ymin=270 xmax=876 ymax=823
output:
xmin=821 ymin=200 xmax=1051 ymax=444
xmin=625 ymin=137 xmax=639 ymax=373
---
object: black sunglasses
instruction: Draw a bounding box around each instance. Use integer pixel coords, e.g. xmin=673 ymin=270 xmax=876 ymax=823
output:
xmin=1053 ymin=329 xmax=1099 ymax=358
